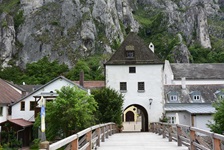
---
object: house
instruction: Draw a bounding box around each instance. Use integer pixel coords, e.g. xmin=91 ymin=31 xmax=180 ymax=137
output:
xmin=11 ymin=76 xmax=87 ymax=122
xmin=163 ymin=60 xmax=224 ymax=131
xmin=105 ymin=32 xmax=164 ymax=131
xmin=0 ymin=79 xmax=22 ymax=124
xmin=0 ymin=76 xmax=87 ymax=147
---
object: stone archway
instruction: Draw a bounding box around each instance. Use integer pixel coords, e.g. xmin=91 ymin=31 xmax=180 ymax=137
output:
xmin=123 ymin=104 xmax=149 ymax=132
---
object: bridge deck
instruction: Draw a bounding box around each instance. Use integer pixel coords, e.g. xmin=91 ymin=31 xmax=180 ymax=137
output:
xmin=97 ymin=132 xmax=188 ymax=150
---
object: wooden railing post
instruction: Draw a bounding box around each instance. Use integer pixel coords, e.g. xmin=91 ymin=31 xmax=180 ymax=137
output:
xmin=101 ymin=126 xmax=105 ymax=142
xmin=155 ymin=123 xmax=158 ymax=134
xmin=39 ymin=141 xmax=49 ymax=150
xmin=162 ymin=124 xmax=166 ymax=138
xmin=96 ymin=127 xmax=101 ymax=147
xmin=86 ymin=130 xmax=92 ymax=150
xmin=213 ymin=137 xmax=221 ymax=150
xmin=106 ymin=125 xmax=109 ymax=139
xmin=158 ymin=123 xmax=162 ymax=135
xmin=168 ymin=125 xmax=172 ymax=142
xmin=109 ymin=124 xmax=112 ymax=136
xmin=177 ymin=125 xmax=182 ymax=146
xmin=190 ymin=128 xmax=196 ymax=150
xmin=71 ymin=139 xmax=78 ymax=150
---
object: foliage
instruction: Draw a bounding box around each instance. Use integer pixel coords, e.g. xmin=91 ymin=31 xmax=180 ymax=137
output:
xmin=0 ymin=124 xmax=22 ymax=149
xmin=14 ymin=10 xmax=25 ymax=30
xmin=34 ymin=86 xmax=97 ymax=140
xmin=160 ymin=113 xmax=168 ymax=122
xmin=29 ymin=139 xmax=41 ymax=149
xmin=0 ymin=0 xmax=20 ymax=14
xmin=0 ymin=66 xmax=24 ymax=84
xmin=207 ymin=98 xmax=224 ymax=134
xmin=92 ymin=87 xmax=124 ymax=126
xmin=23 ymin=56 xmax=68 ymax=84
xmin=66 ymin=55 xmax=104 ymax=81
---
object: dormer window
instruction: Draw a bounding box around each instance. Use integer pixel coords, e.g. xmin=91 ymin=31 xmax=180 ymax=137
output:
xmin=125 ymin=45 xmax=135 ymax=58
xmin=126 ymin=51 xmax=134 ymax=58
xmin=190 ymin=91 xmax=201 ymax=102
xmin=167 ymin=91 xmax=178 ymax=103
xmin=170 ymin=95 xmax=178 ymax=101
xmin=215 ymin=90 xmax=224 ymax=99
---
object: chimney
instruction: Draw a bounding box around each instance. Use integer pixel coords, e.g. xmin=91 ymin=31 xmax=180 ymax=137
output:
xmin=79 ymin=71 xmax=84 ymax=87
xmin=181 ymin=77 xmax=186 ymax=89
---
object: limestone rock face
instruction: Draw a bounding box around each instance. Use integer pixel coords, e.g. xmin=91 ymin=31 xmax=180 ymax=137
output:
xmin=0 ymin=13 xmax=16 ymax=67
xmin=0 ymin=0 xmax=224 ymax=67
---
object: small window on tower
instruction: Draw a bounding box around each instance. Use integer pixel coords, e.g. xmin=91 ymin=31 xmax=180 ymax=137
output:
xmin=129 ymin=67 xmax=136 ymax=73
xmin=120 ymin=82 xmax=127 ymax=92
xmin=138 ymin=82 xmax=145 ymax=92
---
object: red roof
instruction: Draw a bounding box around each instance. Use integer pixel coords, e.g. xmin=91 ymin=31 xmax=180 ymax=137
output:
xmin=74 ymin=81 xmax=105 ymax=89
xmin=0 ymin=79 xmax=21 ymax=104
xmin=8 ymin=118 xmax=33 ymax=127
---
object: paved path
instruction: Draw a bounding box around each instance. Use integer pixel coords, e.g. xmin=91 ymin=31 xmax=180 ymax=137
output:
xmin=97 ymin=132 xmax=188 ymax=150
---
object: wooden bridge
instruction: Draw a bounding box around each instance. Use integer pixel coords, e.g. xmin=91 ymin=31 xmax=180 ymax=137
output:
xmin=40 ymin=122 xmax=224 ymax=150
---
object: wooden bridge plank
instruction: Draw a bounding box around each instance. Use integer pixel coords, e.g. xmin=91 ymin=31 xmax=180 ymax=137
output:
xmin=97 ymin=132 xmax=188 ymax=150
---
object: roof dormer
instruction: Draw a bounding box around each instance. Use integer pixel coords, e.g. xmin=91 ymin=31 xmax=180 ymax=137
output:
xmin=190 ymin=91 xmax=202 ymax=103
xmin=167 ymin=91 xmax=179 ymax=103
xmin=125 ymin=45 xmax=135 ymax=59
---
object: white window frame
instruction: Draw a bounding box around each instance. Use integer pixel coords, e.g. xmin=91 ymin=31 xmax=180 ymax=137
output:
xmin=193 ymin=95 xmax=200 ymax=101
xmin=168 ymin=116 xmax=176 ymax=124
xmin=170 ymin=95 xmax=178 ymax=101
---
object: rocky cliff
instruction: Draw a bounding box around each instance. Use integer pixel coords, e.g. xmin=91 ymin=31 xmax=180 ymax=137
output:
xmin=0 ymin=0 xmax=224 ymax=68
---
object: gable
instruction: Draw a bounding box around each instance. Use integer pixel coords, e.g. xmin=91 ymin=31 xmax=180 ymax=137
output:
xmin=105 ymin=32 xmax=163 ymax=65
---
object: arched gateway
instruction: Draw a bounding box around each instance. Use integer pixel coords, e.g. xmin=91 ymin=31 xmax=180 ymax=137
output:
xmin=105 ymin=32 xmax=164 ymax=131
xmin=124 ymin=104 xmax=149 ymax=132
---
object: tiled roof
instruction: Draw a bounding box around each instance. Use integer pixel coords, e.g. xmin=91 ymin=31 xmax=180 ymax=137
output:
xmin=0 ymin=79 xmax=21 ymax=104
xmin=165 ymin=104 xmax=215 ymax=114
xmin=8 ymin=118 xmax=33 ymax=127
xmin=105 ymin=32 xmax=163 ymax=65
xmin=164 ymin=84 xmax=224 ymax=103
xmin=170 ymin=63 xmax=224 ymax=79
xmin=74 ymin=81 xmax=105 ymax=89
xmin=18 ymin=85 xmax=42 ymax=93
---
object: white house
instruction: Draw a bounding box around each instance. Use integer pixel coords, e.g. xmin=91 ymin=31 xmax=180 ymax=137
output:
xmin=0 ymin=79 xmax=22 ymax=123
xmin=164 ymin=60 xmax=224 ymax=131
xmin=11 ymin=76 xmax=87 ymax=122
xmin=105 ymin=32 xmax=164 ymax=131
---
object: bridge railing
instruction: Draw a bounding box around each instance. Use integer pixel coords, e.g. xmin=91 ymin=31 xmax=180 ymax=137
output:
xmin=150 ymin=122 xmax=224 ymax=150
xmin=40 ymin=122 xmax=116 ymax=150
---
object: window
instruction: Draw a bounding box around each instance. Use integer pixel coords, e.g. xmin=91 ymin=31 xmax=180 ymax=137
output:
xmin=138 ymin=82 xmax=145 ymax=91
xmin=21 ymin=101 xmax=25 ymax=111
xmin=126 ymin=51 xmax=134 ymax=58
xmin=168 ymin=116 xmax=176 ymax=124
xmin=0 ymin=106 xmax=3 ymax=116
xmin=170 ymin=95 xmax=178 ymax=101
xmin=193 ymin=95 xmax=200 ymax=101
xmin=120 ymin=82 xmax=127 ymax=91
xmin=129 ymin=67 xmax=136 ymax=73
xmin=30 ymin=101 xmax=36 ymax=111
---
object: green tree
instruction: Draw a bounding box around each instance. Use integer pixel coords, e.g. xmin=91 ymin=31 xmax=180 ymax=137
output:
xmin=92 ymin=87 xmax=124 ymax=126
xmin=208 ymin=98 xmax=224 ymax=134
xmin=34 ymin=86 xmax=97 ymax=140
xmin=24 ymin=57 xmax=68 ymax=84
xmin=0 ymin=66 xmax=24 ymax=84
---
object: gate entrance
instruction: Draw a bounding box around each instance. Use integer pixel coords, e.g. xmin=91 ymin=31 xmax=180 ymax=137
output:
xmin=123 ymin=104 xmax=149 ymax=132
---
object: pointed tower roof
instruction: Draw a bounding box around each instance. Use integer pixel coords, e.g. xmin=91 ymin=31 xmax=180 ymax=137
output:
xmin=105 ymin=32 xmax=163 ymax=65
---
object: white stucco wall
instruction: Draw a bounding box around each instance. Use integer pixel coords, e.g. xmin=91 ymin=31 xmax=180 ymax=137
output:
xmin=11 ymin=78 xmax=77 ymax=122
xmin=0 ymin=105 xmax=8 ymax=123
xmin=106 ymin=64 xmax=164 ymax=123
xmin=194 ymin=115 xmax=213 ymax=131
